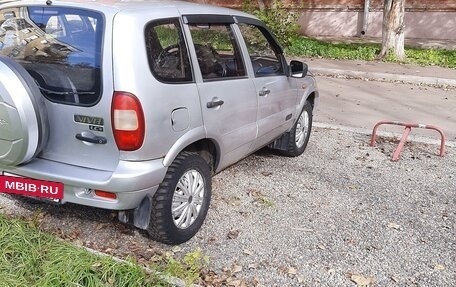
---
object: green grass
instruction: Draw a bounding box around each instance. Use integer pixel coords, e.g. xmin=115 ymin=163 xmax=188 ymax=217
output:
xmin=286 ymin=36 xmax=456 ymax=68
xmin=0 ymin=214 xmax=170 ymax=287
xmin=160 ymin=249 xmax=208 ymax=286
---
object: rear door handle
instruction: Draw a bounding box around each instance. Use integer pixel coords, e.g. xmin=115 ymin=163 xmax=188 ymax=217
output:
xmin=207 ymin=98 xmax=224 ymax=109
xmin=259 ymin=87 xmax=270 ymax=97
xmin=76 ymin=133 xmax=107 ymax=144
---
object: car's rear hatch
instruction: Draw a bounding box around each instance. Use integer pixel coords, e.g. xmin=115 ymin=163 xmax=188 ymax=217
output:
xmin=0 ymin=5 xmax=119 ymax=171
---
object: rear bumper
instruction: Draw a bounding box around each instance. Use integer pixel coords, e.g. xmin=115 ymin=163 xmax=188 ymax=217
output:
xmin=0 ymin=158 xmax=167 ymax=210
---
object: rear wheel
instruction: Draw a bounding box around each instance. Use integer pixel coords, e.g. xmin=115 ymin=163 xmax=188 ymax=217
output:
xmin=147 ymin=151 xmax=211 ymax=245
xmin=280 ymin=101 xmax=313 ymax=157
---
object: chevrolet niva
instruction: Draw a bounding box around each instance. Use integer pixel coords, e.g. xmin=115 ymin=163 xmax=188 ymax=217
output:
xmin=0 ymin=0 xmax=318 ymax=244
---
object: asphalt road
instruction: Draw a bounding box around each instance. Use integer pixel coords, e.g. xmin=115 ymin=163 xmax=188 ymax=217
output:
xmin=314 ymin=75 xmax=456 ymax=142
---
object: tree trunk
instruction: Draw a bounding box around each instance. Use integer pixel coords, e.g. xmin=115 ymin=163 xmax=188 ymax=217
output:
xmin=378 ymin=0 xmax=406 ymax=60
xmin=257 ymin=0 xmax=266 ymax=10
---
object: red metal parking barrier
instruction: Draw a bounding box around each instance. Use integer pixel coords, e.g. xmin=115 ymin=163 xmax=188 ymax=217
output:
xmin=370 ymin=121 xmax=446 ymax=161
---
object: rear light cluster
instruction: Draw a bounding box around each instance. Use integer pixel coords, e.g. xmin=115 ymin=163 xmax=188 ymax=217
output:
xmin=111 ymin=92 xmax=145 ymax=151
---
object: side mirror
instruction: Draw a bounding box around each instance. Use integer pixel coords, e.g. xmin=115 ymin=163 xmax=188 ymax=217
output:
xmin=289 ymin=60 xmax=308 ymax=78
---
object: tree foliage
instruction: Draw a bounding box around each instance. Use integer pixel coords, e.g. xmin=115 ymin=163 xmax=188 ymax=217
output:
xmin=243 ymin=0 xmax=300 ymax=47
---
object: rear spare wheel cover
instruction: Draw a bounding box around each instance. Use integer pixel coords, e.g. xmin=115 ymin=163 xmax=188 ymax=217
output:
xmin=0 ymin=56 xmax=48 ymax=166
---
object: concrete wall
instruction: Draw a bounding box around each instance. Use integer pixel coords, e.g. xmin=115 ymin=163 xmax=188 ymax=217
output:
xmin=192 ymin=0 xmax=456 ymax=40
xmin=299 ymin=11 xmax=456 ymax=40
xmin=194 ymin=0 xmax=456 ymax=11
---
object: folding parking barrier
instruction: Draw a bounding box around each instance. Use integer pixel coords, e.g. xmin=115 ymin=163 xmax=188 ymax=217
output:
xmin=370 ymin=121 xmax=446 ymax=161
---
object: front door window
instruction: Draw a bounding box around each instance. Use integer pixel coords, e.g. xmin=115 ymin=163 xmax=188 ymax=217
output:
xmin=238 ymin=23 xmax=284 ymax=77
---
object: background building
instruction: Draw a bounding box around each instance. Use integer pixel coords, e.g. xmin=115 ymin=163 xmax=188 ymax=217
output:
xmin=192 ymin=0 xmax=456 ymax=41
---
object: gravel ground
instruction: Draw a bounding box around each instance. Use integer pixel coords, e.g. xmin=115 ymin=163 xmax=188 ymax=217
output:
xmin=1 ymin=127 xmax=455 ymax=286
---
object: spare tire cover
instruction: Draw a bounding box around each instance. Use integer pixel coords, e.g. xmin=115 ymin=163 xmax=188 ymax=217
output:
xmin=0 ymin=56 xmax=49 ymax=166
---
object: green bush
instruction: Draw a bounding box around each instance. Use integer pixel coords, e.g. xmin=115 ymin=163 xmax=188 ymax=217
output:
xmin=243 ymin=0 xmax=300 ymax=47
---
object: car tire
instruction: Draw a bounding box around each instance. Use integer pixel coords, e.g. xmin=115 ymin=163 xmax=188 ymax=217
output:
xmin=0 ymin=56 xmax=49 ymax=166
xmin=147 ymin=151 xmax=212 ymax=245
xmin=280 ymin=101 xmax=313 ymax=157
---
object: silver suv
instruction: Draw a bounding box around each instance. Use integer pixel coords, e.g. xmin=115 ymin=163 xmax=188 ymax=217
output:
xmin=0 ymin=0 xmax=318 ymax=244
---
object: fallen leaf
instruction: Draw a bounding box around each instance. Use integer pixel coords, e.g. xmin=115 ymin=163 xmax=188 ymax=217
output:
xmin=251 ymin=277 xmax=260 ymax=286
xmin=351 ymin=274 xmax=375 ymax=286
xmin=248 ymin=263 xmax=258 ymax=270
xmin=388 ymin=223 xmax=400 ymax=230
xmin=202 ymin=270 xmax=225 ymax=286
xmin=287 ymin=267 xmax=297 ymax=275
xmin=227 ymin=229 xmax=240 ymax=239
xmin=227 ymin=279 xmax=248 ymax=287
xmin=171 ymin=246 xmax=182 ymax=253
xmin=291 ymin=227 xmax=314 ymax=232
xmin=231 ymin=264 xmax=243 ymax=273
xmin=318 ymin=244 xmax=326 ymax=250
xmin=222 ymin=266 xmax=231 ymax=273
xmin=224 ymin=196 xmax=242 ymax=206
xmin=261 ymin=171 xmax=273 ymax=176
xmin=95 ymin=223 xmax=108 ymax=230
xmin=435 ymin=264 xmax=445 ymax=270
xmin=246 ymin=188 xmax=262 ymax=198
xmin=243 ymin=249 xmax=253 ymax=256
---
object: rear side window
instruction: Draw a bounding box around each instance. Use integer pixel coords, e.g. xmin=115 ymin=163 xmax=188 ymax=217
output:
xmin=145 ymin=18 xmax=192 ymax=83
xmin=0 ymin=7 xmax=104 ymax=106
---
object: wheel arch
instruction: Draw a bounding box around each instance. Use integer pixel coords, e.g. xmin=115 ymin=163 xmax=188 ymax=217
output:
xmin=182 ymin=138 xmax=219 ymax=174
xmin=306 ymin=91 xmax=317 ymax=109
xmin=162 ymin=127 xmax=220 ymax=173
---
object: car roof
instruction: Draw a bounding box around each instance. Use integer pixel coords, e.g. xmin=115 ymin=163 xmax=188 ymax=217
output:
xmin=0 ymin=0 xmax=255 ymax=19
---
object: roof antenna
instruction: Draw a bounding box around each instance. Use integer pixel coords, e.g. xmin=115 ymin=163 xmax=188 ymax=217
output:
xmin=46 ymin=0 xmax=52 ymax=5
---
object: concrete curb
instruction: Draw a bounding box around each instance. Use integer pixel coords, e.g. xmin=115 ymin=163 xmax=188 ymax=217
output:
xmin=78 ymin=243 xmax=199 ymax=287
xmin=310 ymin=67 xmax=456 ymax=87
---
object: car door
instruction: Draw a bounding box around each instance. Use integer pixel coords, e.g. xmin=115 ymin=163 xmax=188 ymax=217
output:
xmin=237 ymin=21 xmax=298 ymax=150
xmin=183 ymin=16 xmax=258 ymax=170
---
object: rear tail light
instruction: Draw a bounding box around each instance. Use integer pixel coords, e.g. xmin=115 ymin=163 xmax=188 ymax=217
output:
xmin=112 ymin=92 xmax=145 ymax=151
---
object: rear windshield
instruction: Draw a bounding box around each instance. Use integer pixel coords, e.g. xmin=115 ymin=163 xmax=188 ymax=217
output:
xmin=0 ymin=7 xmax=103 ymax=106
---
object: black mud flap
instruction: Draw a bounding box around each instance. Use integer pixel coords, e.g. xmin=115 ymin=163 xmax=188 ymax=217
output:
xmin=268 ymin=132 xmax=291 ymax=151
xmin=118 ymin=195 xmax=152 ymax=230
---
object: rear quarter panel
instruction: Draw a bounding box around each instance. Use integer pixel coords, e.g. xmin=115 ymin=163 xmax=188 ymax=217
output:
xmin=112 ymin=8 xmax=203 ymax=161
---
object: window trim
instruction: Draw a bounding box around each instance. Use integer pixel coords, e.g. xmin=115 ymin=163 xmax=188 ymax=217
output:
xmin=183 ymin=14 xmax=235 ymax=25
